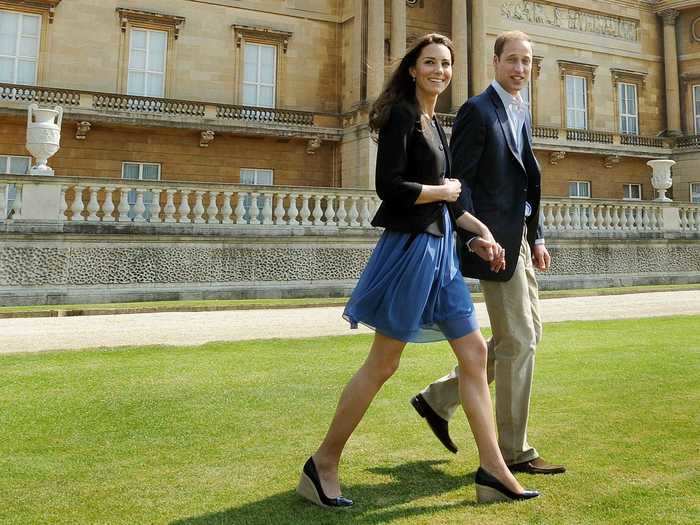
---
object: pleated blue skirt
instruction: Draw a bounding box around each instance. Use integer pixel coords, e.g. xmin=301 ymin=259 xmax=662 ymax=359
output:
xmin=343 ymin=206 xmax=478 ymax=343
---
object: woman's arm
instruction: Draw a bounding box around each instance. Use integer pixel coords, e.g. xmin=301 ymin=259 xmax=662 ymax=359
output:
xmin=455 ymin=211 xmax=506 ymax=272
xmin=414 ymin=178 xmax=461 ymax=205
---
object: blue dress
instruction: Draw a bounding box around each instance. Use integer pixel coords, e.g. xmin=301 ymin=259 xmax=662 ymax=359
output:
xmin=343 ymin=205 xmax=479 ymax=343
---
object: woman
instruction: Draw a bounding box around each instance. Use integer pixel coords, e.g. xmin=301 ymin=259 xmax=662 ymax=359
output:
xmin=297 ymin=34 xmax=539 ymax=506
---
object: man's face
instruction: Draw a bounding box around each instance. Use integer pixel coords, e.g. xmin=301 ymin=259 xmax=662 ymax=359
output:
xmin=493 ymin=38 xmax=532 ymax=95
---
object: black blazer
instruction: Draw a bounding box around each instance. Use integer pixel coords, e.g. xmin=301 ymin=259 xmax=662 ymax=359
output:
xmin=371 ymin=101 xmax=465 ymax=232
xmin=451 ymin=85 xmax=544 ymax=282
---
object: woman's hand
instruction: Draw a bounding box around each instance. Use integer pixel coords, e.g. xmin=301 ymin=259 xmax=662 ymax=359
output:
xmin=441 ymin=178 xmax=461 ymax=202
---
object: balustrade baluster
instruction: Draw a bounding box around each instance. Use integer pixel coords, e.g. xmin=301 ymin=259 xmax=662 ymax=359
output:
xmin=274 ymin=193 xmax=287 ymax=225
xmin=178 ymin=190 xmax=192 ymax=223
xmin=249 ymin=193 xmax=260 ymax=225
xmin=348 ymin=196 xmax=359 ymax=227
xmin=562 ymin=204 xmax=572 ymax=229
xmin=206 ymin=191 xmax=220 ymax=224
xmin=221 ymin=191 xmax=233 ymax=224
xmin=603 ymin=206 xmax=613 ymax=230
xmin=336 ymin=195 xmax=348 ymax=227
xmin=360 ymin=197 xmax=371 ymax=227
xmin=86 ymin=187 xmax=100 ymax=222
xmin=553 ymin=204 xmax=563 ymax=231
xmin=235 ymin=192 xmax=247 ymax=224
xmin=311 ymin=194 xmax=324 ymax=226
xmin=117 ymin=188 xmax=130 ymax=222
xmin=544 ymin=203 xmax=554 ymax=231
xmin=323 ymin=195 xmax=336 ymax=226
xmin=649 ymin=206 xmax=658 ymax=230
xmin=150 ymin=188 xmax=162 ymax=223
xmin=101 ymin=187 xmax=115 ymax=222
xmin=571 ymin=203 xmax=581 ymax=229
xmin=163 ymin=190 xmax=177 ymax=223
xmin=192 ymin=191 xmax=205 ymax=224
xmin=0 ymin=185 xmax=5 ymax=221
xmin=133 ymin=189 xmax=146 ymax=222
xmin=261 ymin=192 xmax=274 ymax=225
xmin=58 ymin=186 xmax=68 ymax=221
xmin=299 ymin=194 xmax=312 ymax=225
xmin=287 ymin=193 xmax=299 ymax=225
xmin=71 ymin=185 xmax=85 ymax=222
xmin=692 ymin=208 xmax=700 ymax=232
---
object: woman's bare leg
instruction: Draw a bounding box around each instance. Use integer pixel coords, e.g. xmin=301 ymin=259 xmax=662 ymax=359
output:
xmin=448 ymin=331 xmax=524 ymax=494
xmin=312 ymin=332 xmax=406 ymax=497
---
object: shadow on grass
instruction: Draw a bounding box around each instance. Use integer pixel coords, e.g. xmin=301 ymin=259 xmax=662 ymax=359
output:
xmin=172 ymin=460 xmax=478 ymax=525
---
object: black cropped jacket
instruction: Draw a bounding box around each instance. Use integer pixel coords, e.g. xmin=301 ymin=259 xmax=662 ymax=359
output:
xmin=370 ymin=102 xmax=465 ymax=233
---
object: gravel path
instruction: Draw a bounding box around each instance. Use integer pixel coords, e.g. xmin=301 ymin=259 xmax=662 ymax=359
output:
xmin=1 ymin=290 xmax=698 ymax=354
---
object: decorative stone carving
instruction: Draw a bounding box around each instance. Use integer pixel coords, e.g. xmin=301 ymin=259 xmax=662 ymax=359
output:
xmin=610 ymin=68 xmax=647 ymax=88
xmin=0 ymin=1 xmax=62 ymax=23
xmin=306 ymin=137 xmax=321 ymax=155
xmin=199 ymin=130 xmax=215 ymax=148
xmin=75 ymin=121 xmax=91 ymax=140
xmin=558 ymin=60 xmax=597 ymax=84
xmin=116 ymin=8 xmax=186 ymax=39
xmin=603 ymin=155 xmax=620 ymax=169
xmin=233 ymin=25 xmax=292 ymax=53
xmin=549 ymin=151 xmax=566 ymax=165
xmin=647 ymin=159 xmax=676 ymax=202
xmin=659 ymin=9 xmax=679 ymax=26
xmin=26 ymin=103 xmax=62 ymax=176
xmin=693 ymin=17 xmax=700 ymax=42
xmin=406 ymin=0 xmax=424 ymax=7
xmin=500 ymin=1 xmax=639 ymax=41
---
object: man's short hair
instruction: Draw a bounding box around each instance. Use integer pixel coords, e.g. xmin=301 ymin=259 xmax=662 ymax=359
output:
xmin=494 ymin=31 xmax=532 ymax=58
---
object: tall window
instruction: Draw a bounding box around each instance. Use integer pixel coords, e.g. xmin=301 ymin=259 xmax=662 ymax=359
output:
xmin=0 ymin=10 xmax=40 ymax=85
xmin=521 ymin=81 xmax=532 ymax=118
xmin=127 ymin=29 xmax=167 ymax=97
xmin=565 ymin=75 xmax=587 ymax=129
xmin=568 ymin=181 xmax=591 ymax=199
xmin=623 ymin=183 xmax=642 ymax=201
xmin=242 ymin=43 xmax=276 ymax=108
xmin=1 ymin=154 xmax=30 ymax=217
xmin=240 ymin=168 xmax=273 ymax=221
xmin=122 ymin=162 xmax=160 ymax=220
xmin=691 ymin=183 xmax=700 ymax=204
xmin=694 ymin=85 xmax=700 ymax=134
xmin=618 ymin=83 xmax=638 ymax=135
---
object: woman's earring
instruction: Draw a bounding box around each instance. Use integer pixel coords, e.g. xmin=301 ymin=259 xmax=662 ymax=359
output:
xmin=412 ymin=76 xmax=416 ymax=83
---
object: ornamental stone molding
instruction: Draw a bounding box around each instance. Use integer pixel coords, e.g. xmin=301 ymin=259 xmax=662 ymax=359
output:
xmin=75 ymin=121 xmax=91 ymax=140
xmin=659 ymin=9 xmax=680 ymax=25
xmin=549 ymin=151 xmax=566 ymax=165
xmin=603 ymin=155 xmax=620 ymax=169
xmin=0 ymin=0 xmax=62 ymax=23
xmin=232 ymin=25 xmax=293 ymax=53
xmin=116 ymin=8 xmax=186 ymax=39
xmin=557 ymin=60 xmax=598 ymax=84
xmin=306 ymin=137 xmax=321 ymax=155
xmin=693 ymin=17 xmax=700 ymax=42
xmin=610 ymin=68 xmax=647 ymax=88
xmin=199 ymin=130 xmax=215 ymax=148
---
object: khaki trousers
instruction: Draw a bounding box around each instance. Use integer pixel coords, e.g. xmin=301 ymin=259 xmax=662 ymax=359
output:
xmin=420 ymin=232 xmax=542 ymax=464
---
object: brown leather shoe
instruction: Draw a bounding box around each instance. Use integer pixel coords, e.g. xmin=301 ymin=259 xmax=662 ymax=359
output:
xmin=508 ymin=457 xmax=566 ymax=475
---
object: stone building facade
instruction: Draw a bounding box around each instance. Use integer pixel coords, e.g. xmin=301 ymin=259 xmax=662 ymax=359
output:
xmin=0 ymin=0 xmax=698 ymax=202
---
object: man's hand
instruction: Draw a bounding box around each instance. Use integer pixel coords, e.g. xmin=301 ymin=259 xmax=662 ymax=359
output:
xmin=470 ymin=237 xmax=506 ymax=273
xmin=532 ymin=244 xmax=551 ymax=271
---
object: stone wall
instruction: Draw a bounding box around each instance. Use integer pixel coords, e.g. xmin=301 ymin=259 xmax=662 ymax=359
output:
xmin=1 ymin=227 xmax=698 ymax=306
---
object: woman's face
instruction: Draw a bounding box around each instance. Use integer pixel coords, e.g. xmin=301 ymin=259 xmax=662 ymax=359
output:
xmin=410 ymin=43 xmax=452 ymax=98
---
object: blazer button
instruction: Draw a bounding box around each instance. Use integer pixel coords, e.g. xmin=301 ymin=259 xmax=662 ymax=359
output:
xmin=439 ymin=145 xmax=444 ymax=150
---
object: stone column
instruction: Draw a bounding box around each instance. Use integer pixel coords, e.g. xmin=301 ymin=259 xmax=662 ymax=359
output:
xmin=471 ymin=0 xmax=488 ymax=95
xmin=366 ymin=0 xmax=385 ymax=101
xmin=390 ymin=0 xmax=406 ymax=64
xmin=451 ymin=0 xmax=469 ymax=110
xmin=660 ymin=9 xmax=681 ymax=136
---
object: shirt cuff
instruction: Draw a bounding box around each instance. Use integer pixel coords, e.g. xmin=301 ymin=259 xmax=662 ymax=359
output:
xmin=534 ymin=238 xmax=545 ymax=245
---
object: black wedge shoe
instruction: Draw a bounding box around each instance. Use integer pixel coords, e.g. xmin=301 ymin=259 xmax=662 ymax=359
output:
xmin=475 ymin=467 xmax=540 ymax=503
xmin=296 ymin=457 xmax=353 ymax=508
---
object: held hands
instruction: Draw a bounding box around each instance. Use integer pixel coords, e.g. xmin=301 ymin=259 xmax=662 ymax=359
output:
xmin=441 ymin=178 xmax=461 ymax=202
xmin=470 ymin=236 xmax=506 ymax=273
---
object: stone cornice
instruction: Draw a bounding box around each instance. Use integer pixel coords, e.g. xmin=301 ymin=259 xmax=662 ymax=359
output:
xmin=116 ymin=8 xmax=186 ymax=39
xmin=653 ymin=0 xmax=700 ymax=13
xmin=0 ymin=0 xmax=62 ymax=23
xmin=558 ymin=60 xmax=598 ymax=83
xmin=611 ymin=68 xmax=648 ymax=87
xmin=232 ymin=24 xmax=293 ymax=53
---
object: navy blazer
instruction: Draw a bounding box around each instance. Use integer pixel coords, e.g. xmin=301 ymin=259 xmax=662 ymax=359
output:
xmin=371 ymin=101 xmax=466 ymax=233
xmin=451 ymin=85 xmax=544 ymax=282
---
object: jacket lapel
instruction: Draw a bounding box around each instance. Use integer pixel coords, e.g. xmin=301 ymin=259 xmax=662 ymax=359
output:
xmin=487 ymin=85 xmax=525 ymax=172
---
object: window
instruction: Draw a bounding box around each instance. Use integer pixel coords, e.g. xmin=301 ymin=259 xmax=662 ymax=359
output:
xmin=1 ymin=154 xmax=30 ymax=217
xmin=521 ymin=81 xmax=532 ymax=118
xmin=618 ymin=83 xmax=638 ymax=135
xmin=691 ymin=183 xmax=700 ymax=204
xmin=122 ymin=162 xmax=160 ymax=220
xmin=568 ymin=181 xmax=591 ymax=199
xmin=623 ymin=183 xmax=642 ymax=201
xmin=127 ymin=29 xmax=167 ymax=97
xmin=694 ymin=85 xmax=700 ymax=134
xmin=242 ymin=43 xmax=276 ymax=108
xmin=0 ymin=10 xmax=40 ymax=85
xmin=566 ymin=75 xmax=587 ymax=129
xmin=240 ymin=168 xmax=273 ymax=221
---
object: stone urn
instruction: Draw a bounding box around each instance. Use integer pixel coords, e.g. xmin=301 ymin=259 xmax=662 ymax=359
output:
xmin=646 ymin=159 xmax=676 ymax=202
xmin=26 ymin=103 xmax=63 ymax=176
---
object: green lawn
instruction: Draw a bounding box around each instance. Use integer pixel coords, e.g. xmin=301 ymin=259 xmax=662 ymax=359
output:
xmin=1 ymin=316 xmax=698 ymax=524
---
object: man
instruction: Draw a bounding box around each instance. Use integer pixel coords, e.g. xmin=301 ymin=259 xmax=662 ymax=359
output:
xmin=411 ymin=31 xmax=565 ymax=475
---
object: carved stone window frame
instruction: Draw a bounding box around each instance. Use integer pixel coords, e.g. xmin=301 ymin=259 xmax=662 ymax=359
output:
xmin=0 ymin=0 xmax=61 ymax=85
xmin=611 ymin=69 xmax=646 ymax=135
xmin=116 ymin=8 xmax=185 ymax=98
xmin=681 ymin=73 xmax=700 ymax=134
xmin=528 ymin=56 xmax=543 ymax=126
xmin=692 ymin=16 xmax=700 ymax=42
xmin=232 ymin=25 xmax=292 ymax=107
xmin=558 ymin=60 xmax=597 ymax=129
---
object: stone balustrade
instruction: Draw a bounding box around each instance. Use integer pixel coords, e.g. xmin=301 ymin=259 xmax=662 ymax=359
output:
xmin=676 ymin=135 xmax=700 ymax=149
xmin=2 ymin=176 xmax=699 ymax=236
xmin=0 ymin=175 xmax=380 ymax=229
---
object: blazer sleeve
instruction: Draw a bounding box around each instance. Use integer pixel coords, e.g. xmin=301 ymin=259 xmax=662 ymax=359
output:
xmin=375 ymin=104 xmax=423 ymax=208
xmin=450 ymin=101 xmax=486 ymax=218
